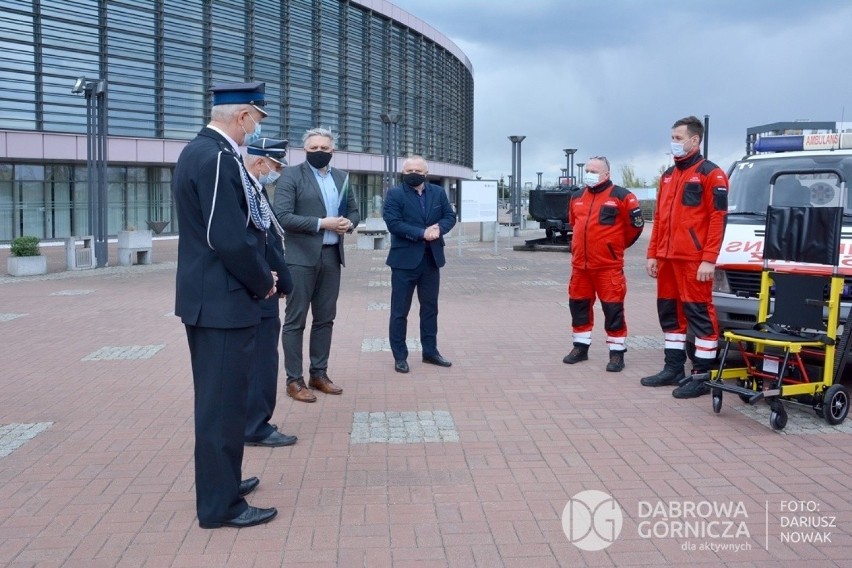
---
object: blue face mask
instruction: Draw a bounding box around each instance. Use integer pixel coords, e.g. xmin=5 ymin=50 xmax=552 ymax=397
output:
xmin=670 ymin=141 xmax=686 ymax=158
xmin=259 ymin=168 xmax=280 ymax=185
xmin=242 ymin=115 xmax=262 ymax=145
xmin=584 ymin=172 xmax=600 ymax=187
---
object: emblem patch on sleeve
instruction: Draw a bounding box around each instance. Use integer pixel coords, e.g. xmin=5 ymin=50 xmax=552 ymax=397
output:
xmin=630 ymin=208 xmax=645 ymax=227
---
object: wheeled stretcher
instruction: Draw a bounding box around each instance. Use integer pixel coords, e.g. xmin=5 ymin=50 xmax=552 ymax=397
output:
xmin=688 ymin=169 xmax=851 ymax=430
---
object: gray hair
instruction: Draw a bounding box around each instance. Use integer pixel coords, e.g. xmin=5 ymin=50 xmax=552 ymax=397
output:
xmin=211 ymin=103 xmax=253 ymax=123
xmin=243 ymin=152 xmax=263 ymax=167
xmin=302 ymin=127 xmax=336 ymax=149
xmin=402 ymin=154 xmax=428 ymax=171
xmin=587 ymin=155 xmax=610 ymax=173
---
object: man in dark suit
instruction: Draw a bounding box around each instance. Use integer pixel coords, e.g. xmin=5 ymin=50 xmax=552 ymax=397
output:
xmin=173 ymin=82 xmax=279 ymax=529
xmin=242 ymin=138 xmax=297 ymax=448
xmin=382 ymin=155 xmax=457 ymax=374
xmin=272 ymin=127 xmax=360 ymax=402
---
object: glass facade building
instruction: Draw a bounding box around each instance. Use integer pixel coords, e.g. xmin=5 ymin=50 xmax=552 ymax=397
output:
xmin=0 ymin=0 xmax=474 ymax=242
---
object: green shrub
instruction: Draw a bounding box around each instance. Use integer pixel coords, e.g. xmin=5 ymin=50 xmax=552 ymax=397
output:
xmin=10 ymin=236 xmax=41 ymax=257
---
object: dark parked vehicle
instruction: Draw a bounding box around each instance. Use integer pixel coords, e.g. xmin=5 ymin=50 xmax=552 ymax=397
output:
xmin=528 ymin=187 xmax=576 ymax=243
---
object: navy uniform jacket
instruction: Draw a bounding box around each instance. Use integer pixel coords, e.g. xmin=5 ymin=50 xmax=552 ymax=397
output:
xmin=258 ymin=184 xmax=292 ymax=317
xmin=173 ymin=127 xmax=274 ymax=328
xmin=272 ymin=161 xmax=360 ymax=268
xmin=383 ymin=182 xmax=457 ymax=270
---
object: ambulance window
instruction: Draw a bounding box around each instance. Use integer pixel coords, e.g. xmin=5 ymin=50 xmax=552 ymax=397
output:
xmin=728 ymin=155 xmax=852 ymax=213
xmin=774 ymin=175 xmax=810 ymax=207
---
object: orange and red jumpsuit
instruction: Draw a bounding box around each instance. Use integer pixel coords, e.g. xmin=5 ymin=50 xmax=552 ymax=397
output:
xmin=568 ymin=181 xmax=644 ymax=351
xmin=647 ymin=152 xmax=728 ymax=364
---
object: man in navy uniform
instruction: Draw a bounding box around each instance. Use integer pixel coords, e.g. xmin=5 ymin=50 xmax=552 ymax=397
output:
xmin=382 ymin=155 xmax=457 ymax=374
xmin=272 ymin=127 xmax=360 ymax=402
xmin=242 ymin=138 xmax=297 ymax=448
xmin=173 ymin=82 xmax=279 ymax=529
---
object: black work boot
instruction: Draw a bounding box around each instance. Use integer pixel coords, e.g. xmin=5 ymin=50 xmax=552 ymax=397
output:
xmin=640 ymin=349 xmax=686 ymax=386
xmin=606 ymin=350 xmax=625 ymax=372
xmin=562 ymin=343 xmax=589 ymax=364
xmin=672 ymin=362 xmax=712 ymax=398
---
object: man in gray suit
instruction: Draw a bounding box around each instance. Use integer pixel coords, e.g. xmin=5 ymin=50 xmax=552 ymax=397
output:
xmin=272 ymin=127 xmax=360 ymax=402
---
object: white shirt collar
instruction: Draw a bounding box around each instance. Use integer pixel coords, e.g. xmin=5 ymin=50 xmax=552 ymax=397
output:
xmin=207 ymin=124 xmax=240 ymax=154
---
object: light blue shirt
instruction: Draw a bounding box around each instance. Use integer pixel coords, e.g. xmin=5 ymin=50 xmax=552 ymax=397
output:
xmin=309 ymin=163 xmax=339 ymax=245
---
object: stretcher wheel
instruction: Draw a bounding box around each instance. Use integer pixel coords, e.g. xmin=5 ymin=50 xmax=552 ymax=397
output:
xmin=737 ymin=379 xmax=754 ymax=403
xmin=822 ymin=384 xmax=850 ymax=425
xmin=712 ymin=389 xmax=723 ymax=413
xmin=770 ymin=408 xmax=787 ymax=431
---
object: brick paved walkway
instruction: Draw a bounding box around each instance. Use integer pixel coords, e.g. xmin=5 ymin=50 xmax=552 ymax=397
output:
xmin=1 ymin=227 xmax=851 ymax=567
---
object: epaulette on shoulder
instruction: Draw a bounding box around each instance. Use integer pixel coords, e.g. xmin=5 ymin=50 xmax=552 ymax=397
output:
xmin=697 ymin=159 xmax=720 ymax=176
xmin=610 ymin=185 xmax=631 ymax=200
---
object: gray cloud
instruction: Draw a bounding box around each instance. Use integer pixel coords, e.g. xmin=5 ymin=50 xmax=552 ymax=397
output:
xmin=392 ymin=0 xmax=852 ymax=185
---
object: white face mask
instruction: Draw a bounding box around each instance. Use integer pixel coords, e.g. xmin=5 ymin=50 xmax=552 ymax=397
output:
xmin=670 ymin=141 xmax=687 ymax=158
xmin=584 ymin=172 xmax=601 ymax=187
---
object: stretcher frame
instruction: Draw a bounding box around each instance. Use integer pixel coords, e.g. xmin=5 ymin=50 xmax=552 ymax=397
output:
xmin=691 ymin=169 xmax=851 ymax=430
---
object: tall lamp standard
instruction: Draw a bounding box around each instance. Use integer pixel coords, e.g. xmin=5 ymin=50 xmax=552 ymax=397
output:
xmin=563 ymin=148 xmax=577 ymax=184
xmin=380 ymin=112 xmax=401 ymax=193
xmin=576 ymin=162 xmax=585 ymax=186
xmin=72 ymin=76 xmax=108 ymax=267
xmin=508 ymin=135 xmax=526 ymax=226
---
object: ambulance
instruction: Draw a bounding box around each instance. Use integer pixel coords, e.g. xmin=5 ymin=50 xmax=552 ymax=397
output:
xmin=712 ymin=123 xmax=852 ymax=348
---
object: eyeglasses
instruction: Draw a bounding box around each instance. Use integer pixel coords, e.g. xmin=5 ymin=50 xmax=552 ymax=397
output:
xmin=589 ymin=156 xmax=610 ymax=171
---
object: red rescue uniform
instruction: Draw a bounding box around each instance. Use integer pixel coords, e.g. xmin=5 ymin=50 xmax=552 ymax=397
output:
xmin=647 ymin=152 xmax=728 ymax=363
xmin=568 ymin=180 xmax=644 ymax=351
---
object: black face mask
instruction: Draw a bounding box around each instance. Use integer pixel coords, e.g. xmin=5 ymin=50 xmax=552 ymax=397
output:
xmin=306 ymin=150 xmax=332 ymax=169
xmin=402 ymin=173 xmax=426 ymax=187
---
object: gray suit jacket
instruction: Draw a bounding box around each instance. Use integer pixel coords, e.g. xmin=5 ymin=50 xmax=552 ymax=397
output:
xmin=272 ymin=161 xmax=360 ymax=267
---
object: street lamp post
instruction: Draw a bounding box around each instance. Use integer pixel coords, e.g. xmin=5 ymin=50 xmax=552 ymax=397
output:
xmin=380 ymin=112 xmax=401 ymax=193
xmin=563 ymin=148 xmax=577 ymax=184
xmin=576 ymin=162 xmax=585 ymax=186
xmin=72 ymin=76 xmax=108 ymax=267
xmin=536 ymin=171 xmax=543 ymax=189
xmin=508 ymin=135 xmax=526 ymax=226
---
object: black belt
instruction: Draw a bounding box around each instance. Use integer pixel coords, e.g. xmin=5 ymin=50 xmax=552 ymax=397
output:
xmin=322 ymin=243 xmax=337 ymax=247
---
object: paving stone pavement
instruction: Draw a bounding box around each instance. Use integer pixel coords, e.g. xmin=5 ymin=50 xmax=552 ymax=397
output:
xmin=1 ymin=227 xmax=851 ymax=567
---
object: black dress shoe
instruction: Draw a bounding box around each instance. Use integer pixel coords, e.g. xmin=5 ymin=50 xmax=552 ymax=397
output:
xmin=199 ymin=505 xmax=278 ymax=529
xmin=246 ymin=430 xmax=298 ymax=448
xmin=395 ymin=360 xmax=409 ymax=373
xmin=422 ymin=354 xmax=452 ymax=367
xmin=238 ymin=477 xmax=259 ymax=497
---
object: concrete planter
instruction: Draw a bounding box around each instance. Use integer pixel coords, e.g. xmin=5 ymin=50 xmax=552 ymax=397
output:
xmin=7 ymin=255 xmax=48 ymax=276
xmin=118 ymin=230 xmax=153 ymax=266
xmin=118 ymin=230 xmax=153 ymax=249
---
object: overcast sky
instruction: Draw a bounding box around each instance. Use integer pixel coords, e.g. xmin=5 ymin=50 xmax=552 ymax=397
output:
xmin=390 ymin=0 xmax=852 ymax=187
